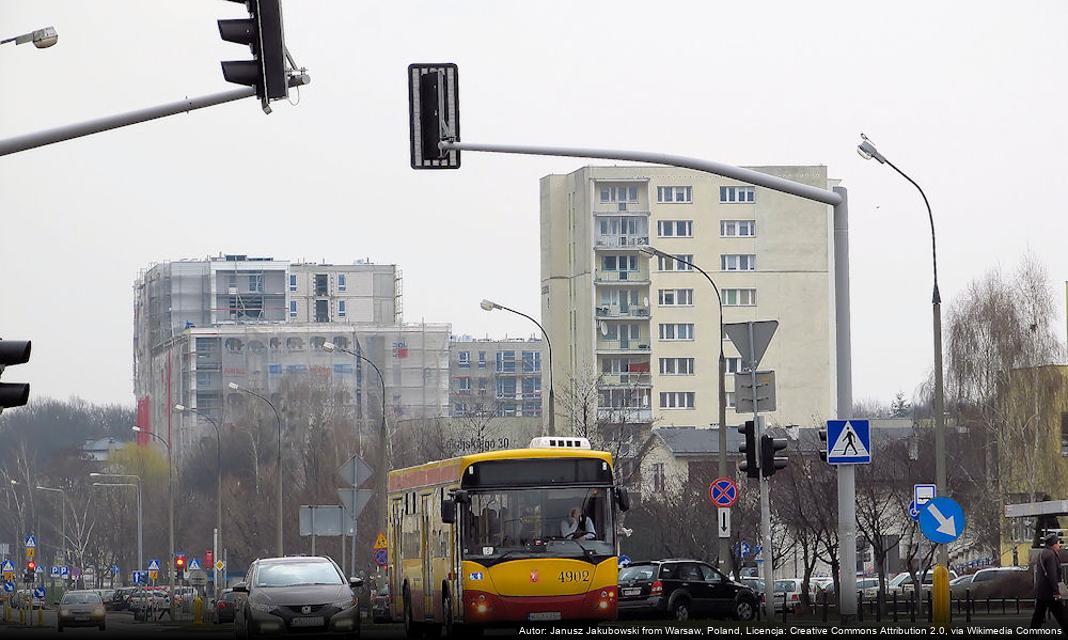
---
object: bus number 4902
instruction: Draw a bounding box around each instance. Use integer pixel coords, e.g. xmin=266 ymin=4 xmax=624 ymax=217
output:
xmin=558 ymin=570 xmax=590 ymax=583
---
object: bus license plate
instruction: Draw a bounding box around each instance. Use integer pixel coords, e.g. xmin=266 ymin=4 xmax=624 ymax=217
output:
xmin=290 ymin=616 xmax=324 ymax=627
xmin=529 ymin=612 xmax=561 ymax=621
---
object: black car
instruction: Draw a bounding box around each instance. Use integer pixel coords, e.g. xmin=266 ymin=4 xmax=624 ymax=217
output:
xmin=109 ymin=587 xmax=137 ymax=612
xmin=618 ymin=560 xmax=758 ymax=621
xmin=234 ymin=556 xmax=363 ymax=638
xmin=215 ymin=588 xmax=238 ymax=624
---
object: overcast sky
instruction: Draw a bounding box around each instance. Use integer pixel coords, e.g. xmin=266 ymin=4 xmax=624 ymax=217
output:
xmin=2 ymin=1 xmax=1065 ymax=408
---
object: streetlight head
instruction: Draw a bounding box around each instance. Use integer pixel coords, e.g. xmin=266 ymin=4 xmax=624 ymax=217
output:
xmin=640 ymin=245 xmax=666 ymax=259
xmin=9 ymin=480 xmax=16 ymax=485
xmin=89 ymin=472 xmax=102 ymax=477
xmin=174 ymin=404 xmax=186 ymax=411
xmin=227 ymin=382 xmax=241 ymax=390
xmin=131 ymin=425 xmax=142 ymax=433
xmin=857 ymin=133 xmax=886 ymax=164
xmin=322 ymin=341 xmax=336 ymax=352
xmin=480 ymin=299 xmax=498 ymax=311
xmin=32 ymin=27 xmax=58 ymax=48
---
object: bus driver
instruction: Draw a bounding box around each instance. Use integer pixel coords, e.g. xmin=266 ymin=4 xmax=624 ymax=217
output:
xmin=560 ymin=507 xmax=596 ymax=540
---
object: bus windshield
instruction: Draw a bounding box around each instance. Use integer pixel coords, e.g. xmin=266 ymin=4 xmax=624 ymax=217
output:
xmin=461 ymin=486 xmax=614 ymax=564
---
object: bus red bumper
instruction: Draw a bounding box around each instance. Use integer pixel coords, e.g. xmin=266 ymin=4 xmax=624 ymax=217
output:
xmin=463 ymin=587 xmax=617 ymax=624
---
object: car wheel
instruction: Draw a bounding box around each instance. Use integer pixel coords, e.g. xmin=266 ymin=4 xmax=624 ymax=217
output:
xmin=100 ymin=623 xmax=107 ymax=631
xmin=442 ymin=592 xmax=455 ymax=638
xmin=672 ymin=598 xmax=690 ymax=621
xmin=735 ymin=598 xmax=755 ymax=621
xmin=57 ymin=625 xmax=64 ymax=633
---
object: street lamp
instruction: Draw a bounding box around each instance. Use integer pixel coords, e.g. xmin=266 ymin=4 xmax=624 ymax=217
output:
xmin=857 ymin=133 xmax=948 ymax=568
xmin=323 ymin=340 xmax=386 ymax=571
xmin=228 ymin=382 xmax=283 ymax=557
xmin=0 ymin=26 xmax=58 ymax=49
xmin=175 ymin=403 xmax=223 ymax=600
xmin=90 ymin=473 xmax=143 ymax=572
xmin=639 ymin=245 xmax=730 ymax=566
xmin=480 ymin=299 xmax=556 ymax=436
xmin=132 ymin=425 xmax=175 ymax=616
xmin=34 ymin=486 xmax=66 ymax=577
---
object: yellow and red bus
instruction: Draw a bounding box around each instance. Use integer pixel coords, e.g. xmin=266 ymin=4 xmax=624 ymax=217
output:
xmin=386 ymin=437 xmax=630 ymax=635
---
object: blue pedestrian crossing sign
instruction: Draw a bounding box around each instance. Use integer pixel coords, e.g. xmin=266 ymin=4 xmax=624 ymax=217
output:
xmin=919 ymin=496 xmax=966 ymax=544
xmin=24 ymin=535 xmax=37 ymax=548
xmin=826 ymin=420 xmax=872 ymax=464
xmin=189 ymin=558 xmax=201 ymax=571
xmin=0 ymin=560 xmax=13 ymax=573
xmin=148 ymin=559 xmax=160 ymax=571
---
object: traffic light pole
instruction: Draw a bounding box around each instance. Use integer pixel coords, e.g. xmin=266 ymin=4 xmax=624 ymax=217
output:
xmin=748 ymin=322 xmax=775 ymax=621
xmin=0 ymin=75 xmax=310 ymax=158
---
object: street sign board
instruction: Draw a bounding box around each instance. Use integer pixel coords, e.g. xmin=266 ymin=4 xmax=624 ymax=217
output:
xmin=723 ymin=321 xmax=778 ymax=372
xmin=59 ymin=566 xmax=69 ymax=577
xmin=908 ymin=500 xmax=921 ymax=521
xmin=24 ymin=535 xmax=36 ymax=549
xmin=111 ymin=565 xmax=120 ymax=576
xmin=373 ymin=548 xmax=388 ymax=567
xmin=50 ymin=566 xmax=60 ymax=578
xmin=1 ymin=560 xmax=13 ymax=573
xmin=338 ymin=455 xmax=374 ymax=488
xmin=189 ymin=569 xmax=208 ymax=587
xmin=408 ymin=63 xmax=461 ymax=170
xmin=374 ymin=533 xmax=388 ymax=550
xmin=718 ymin=508 xmax=731 ymax=539
xmin=739 ymin=542 xmax=751 ymax=557
xmin=338 ymin=488 xmax=374 ymax=520
xmin=148 ymin=570 xmax=159 ymax=582
xmin=709 ymin=477 xmax=739 ymax=508
xmin=299 ymin=505 xmax=346 ymax=536
xmin=25 ymin=547 xmax=34 ymax=560
xmin=189 ymin=558 xmax=201 ymax=571
xmin=2 ymin=582 xmax=13 ymax=593
xmin=33 ymin=586 xmax=44 ymax=599
xmin=914 ymin=484 xmax=937 ymax=507
xmin=215 ymin=560 xmax=226 ymax=572
xmin=132 ymin=571 xmax=147 ymax=585
xmin=734 ymin=371 xmax=777 ymax=413
xmin=919 ymin=496 xmax=966 ymax=545
xmin=826 ymin=419 xmax=872 ymax=464
xmin=148 ymin=559 xmax=160 ymax=571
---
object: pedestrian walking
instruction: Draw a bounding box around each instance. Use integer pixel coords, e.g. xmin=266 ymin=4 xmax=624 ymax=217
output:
xmin=1030 ymin=533 xmax=1068 ymax=631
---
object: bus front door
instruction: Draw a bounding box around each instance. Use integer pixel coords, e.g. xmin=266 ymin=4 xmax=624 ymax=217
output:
xmin=421 ymin=493 xmax=433 ymax=620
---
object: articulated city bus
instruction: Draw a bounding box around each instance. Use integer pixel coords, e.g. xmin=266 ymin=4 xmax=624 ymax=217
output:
xmin=386 ymin=437 xmax=630 ymax=635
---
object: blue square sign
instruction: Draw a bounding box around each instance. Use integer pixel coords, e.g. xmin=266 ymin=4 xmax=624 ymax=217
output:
xmin=826 ymin=420 xmax=872 ymax=464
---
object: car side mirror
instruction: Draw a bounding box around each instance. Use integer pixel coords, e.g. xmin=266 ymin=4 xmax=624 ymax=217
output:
xmin=231 ymin=583 xmax=248 ymax=594
xmin=615 ymin=486 xmax=631 ymax=512
xmin=349 ymin=577 xmax=364 ymax=589
xmin=441 ymin=497 xmax=456 ymax=524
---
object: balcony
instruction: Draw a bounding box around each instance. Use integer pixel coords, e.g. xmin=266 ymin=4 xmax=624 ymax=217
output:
xmin=596 ymin=406 xmax=653 ymax=423
xmin=598 ymin=372 xmax=653 ymax=387
xmin=595 ymin=342 xmax=651 ymax=354
xmin=595 ymin=305 xmax=650 ymax=319
xmin=594 ymin=235 xmax=649 ymax=250
xmin=594 ymin=270 xmax=649 ymax=285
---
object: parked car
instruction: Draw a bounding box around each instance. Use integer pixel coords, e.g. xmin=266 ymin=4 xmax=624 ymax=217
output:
xmin=57 ymin=590 xmax=106 ymax=632
xmin=949 ymin=574 xmax=975 ymax=594
xmin=617 ymin=560 xmax=758 ymax=622
xmin=371 ymin=582 xmax=391 ymax=623
xmin=233 ymin=556 xmax=361 ymax=637
xmin=856 ymin=578 xmax=880 ymax=599
xmin=215 ymin=589 xmax=237 ymax=624
xmin=109 ymin=587 xmax=139 ymax=611
xmin=771 ymin=579 xmax=806 ymax=612
xmin=887 ymin=569 xmax=959 ymax=594
xmin=965 ymin=566 xmax=1032 ymax=597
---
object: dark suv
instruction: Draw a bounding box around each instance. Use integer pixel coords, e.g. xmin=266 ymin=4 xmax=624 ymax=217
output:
xmin=618 ymin=560 xmax=757 ymax=621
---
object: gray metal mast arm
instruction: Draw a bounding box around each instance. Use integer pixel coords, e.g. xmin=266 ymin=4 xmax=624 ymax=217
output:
xmin=440 ymin=141 xmax=842 ymax=206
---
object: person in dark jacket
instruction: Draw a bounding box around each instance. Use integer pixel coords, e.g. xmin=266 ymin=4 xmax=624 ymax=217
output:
xmin=1030 ymin=533 xmax=1068 ymax=630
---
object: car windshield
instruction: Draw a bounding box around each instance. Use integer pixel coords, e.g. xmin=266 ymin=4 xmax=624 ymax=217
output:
xmin=254 ymin=561 xmax=343 ymax=587
xmin=461 ymin=486 xmax=614 ymax=563
xmin=62 ymin=593 xmax=102 ymax=604
xmin=619 ymin=565 xmax=656 ymax=582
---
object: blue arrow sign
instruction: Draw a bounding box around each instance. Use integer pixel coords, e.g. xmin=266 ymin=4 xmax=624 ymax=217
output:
xmin=826 ymin=420 xmax=872 ymax=464
xmin=618 ymin=554 xmax=631 ymax=568
xmin=919 ymin=496 xmax=966 ymax=544
xmin=2 ymin=582 xmax=13 ymax=593
xmin=33 ymin=586 xmax=45 ymax=598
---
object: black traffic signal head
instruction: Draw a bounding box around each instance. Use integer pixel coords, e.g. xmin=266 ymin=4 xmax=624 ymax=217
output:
xmin=818 ymin=428 xmax=828 ymax=463
xmin=760 ymin=434 xmax=788 ymax=477
xmin=219 ymin=0 xmax=288 ymax=110
xmin=408 ymin=63 xmax=460 ymax=169
xmin=737 ymin=420 xmax=759 ymax=479
xmin=0 ymin=339 xmax=31 ymax=411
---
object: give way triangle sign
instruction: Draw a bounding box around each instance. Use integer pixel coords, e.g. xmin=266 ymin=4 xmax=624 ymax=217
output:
xmin=723 ymin=321 xmax=778 ymax=371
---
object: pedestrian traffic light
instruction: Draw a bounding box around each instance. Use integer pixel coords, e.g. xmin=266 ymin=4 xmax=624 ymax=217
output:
xmin=737 ymin=420 xmax=759 ymax=479
xmin=175 ymin=555 xmax=186 ymax=580
xmin=218 ymin=0 xmax=288 ymax=111
xmin=760 ymin=434 xmax=788 ymax=477
xmin=0 ymin=339 xmax=31 ymax=413
xmin=818 ymin=428 xmax=828 ymax=463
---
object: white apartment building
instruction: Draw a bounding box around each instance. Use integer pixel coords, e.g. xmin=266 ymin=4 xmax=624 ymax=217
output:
xmin=540 ymin=166 xmax=837 ymax=439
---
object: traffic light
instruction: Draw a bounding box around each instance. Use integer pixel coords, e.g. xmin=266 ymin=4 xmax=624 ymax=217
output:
xmin=760 ymin=434 xmax=788 ymax=477
xmin=218 ymin=0 xmax=288 ymax=111
xmin=0 ymin=339 xmax=31 ymax=412
xmin=408 ymin=63 xmax=460 ymax=169
xmin=24 ymin=561 xmax=36 ymax=584
xmin=818 ymin=428 xmax=828 ymax=463
xmin=175 ymin=555 xmax=186 ymax=580
xmin=737 ymin=420 xmax=759 ymax=479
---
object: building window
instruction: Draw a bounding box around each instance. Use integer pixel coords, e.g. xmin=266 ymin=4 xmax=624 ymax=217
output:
xmin=657 ymin=220 xmax=693 ymax=237
xmin=288 ymin=300 xmax=297 ymax=318
xmin=723 ymin=288 xmax=757 ymax=306
xmin=458 ymin=351 xmax=470 ymax=368
xmin=658 ymin=288 xmax=694 ymax=306
xmin=314 ymin=274 xmax=329 ymax=296
xmin=659 ymin=391 xmax=695 ymax=409
xmin=478 ymin=377 xmax=488 ymax=392
xmin=248 ymin=274 xmax=264 ymax=293
xmin=453 ymin=402 xmax=467 ymax=416
xmin=721 ymin=254 xmax=756 ymax=271
xmin=477 ymin=351 xmax=487 ymax=368
xmin=657 ymin=254 xmax=694 ymax=271
xmin=599 ymin=185 xmax=639 ymax=203
xmin=653 ymin=463 xmax=666 ymax=492
xmin=496 ymin=351 xmax=517 ymax=373
xmin=659 ymin=357 xmax=695 ymax=375
xmin=603 ymin=255 xmax=638 ymax=271
xmin=726 ymin=391 xmax=737 ymax=409
xmin=721 ymin=220 xmax=756 ymax=237
xmin=522 ymin=377 xmax=541 ymax=398
xmin=496 ymin=377 xmax=517 ymax=399
xmin=656 ymin=186 xmax=692 ymax=203
xmin=658 ymin=323 xmax=694 ymax=341
xmin=726 ymin=357 xmax=743 ymax=373
xmin=337 ymin=273 xmax=347 ymax=292
xmin=720 ymin=186 xmax=755 ymax=203
xmin=338 ymin=300 xmax=347 ymax=317
xmin=288 ymin=274 xmax=297 ymax=292
xmin=458 ymin=377 xmax=471 ymax=391
xmin=522 ymin=351 xmax=542 ymax=373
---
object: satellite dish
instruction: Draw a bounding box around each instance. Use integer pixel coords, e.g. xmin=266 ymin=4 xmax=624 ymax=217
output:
xmin=599 ymin=321 xmax=609 ymax=336
xmin=643 ymin=296 xmax=650 ymax=307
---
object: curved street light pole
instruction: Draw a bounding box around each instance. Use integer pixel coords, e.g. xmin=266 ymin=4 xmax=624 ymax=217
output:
xmin=228 ymin=383 xmax=284 ymax=557
xmin=90 ymin=475 xmax=143 ymax=571
xmin=175 ymin=404 xmax=223 ymax=599
xmin=34 ymin=486 xmax=66 ymax=577
xmin=480 ymin=300 xmax=555 ymax=436
xmin=858 ymin=135 xmax=947 ymax=567
xmin=323 ymin=341 xmax=386 ymax=573
xmin=132 ymin=426 xmax=174 ymax=617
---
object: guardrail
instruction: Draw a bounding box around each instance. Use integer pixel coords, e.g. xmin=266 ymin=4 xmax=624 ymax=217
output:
xmin=804 ymin=589 xmax=1038 ymax=624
